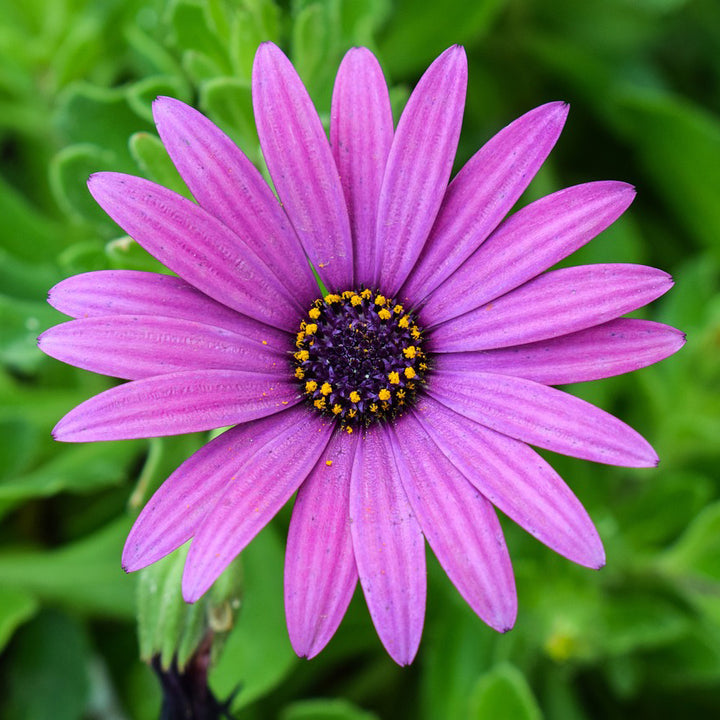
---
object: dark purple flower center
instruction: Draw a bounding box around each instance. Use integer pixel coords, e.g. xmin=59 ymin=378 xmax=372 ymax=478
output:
xmin=293 ymin=290 xmax=429 ymax=428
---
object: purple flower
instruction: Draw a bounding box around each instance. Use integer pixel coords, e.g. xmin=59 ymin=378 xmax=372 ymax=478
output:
xmin=40 ymin=43 xmax=684 ymax=665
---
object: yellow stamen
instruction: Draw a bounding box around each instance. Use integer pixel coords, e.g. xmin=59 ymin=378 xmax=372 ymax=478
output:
xmin=378 ymin=308 xmax=391 ymax=320
xmin=346 ymin=426 xmax=354 ymax=434
xmin=294 ymin=350 xmax=309 ymax=362
xmin=411 ymin=325 xmax=421 ymax=339
xmin=294 ymin=367 xmax=305 ymax=379
xmin=398 ymin=316 xmax=410 ymax=328
xmin=320 ymin=382 xmax=332 ymax=396
xmin=370 ymin=403 xmax=378 ymax=413
xmin=347 ymin=409 xmax=357 ymax=418
xmin=332 ymin=404 xmax=342 ymax=415
xmin=403 ymin=345 xmax=417 ymax=358
xmin=314 ymin=397 xmax=326 ymax=410
xmin=374 ymin=294 xmax=386 ymax=306
xmin=342 ymin=290 xmax=354 ymax=299
xmin=393 ymin=304 xmax=404 ymax=314
xmin=361 ymin=288 xmax=372 ymax=299
xmin=304 ymin=323 xmax=317 ymax=335
xmin=404 ymin=367 xmax=416 ymax=379
xmin=350 ymin=294 xmax=362 ymax=306
xmin=378 ymin=388 xmax=391 ymax=401
xmin=308 ymin=307 xmax=321 ymax=320
xmin=305 ymin=380 xmax=318 ymax=393
xmin=349 ymin=390 xmax=361 ymax=403
xmin=325 ymin=294 xmax=341 ymax=304
xmin=397 ymin=390 xmax=406 ymax=399
xmin=388 ymin=371 xmax=400 ymax=385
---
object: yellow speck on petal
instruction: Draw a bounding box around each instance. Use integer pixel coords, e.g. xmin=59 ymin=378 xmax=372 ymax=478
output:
xmin=314 ymin=397 xmax=326 ymax=409
xmin=346 ymin=426 xmax=354 ymax=434
xmin=378 ymin=308 xmax=391 ymax=320
xmin=262 ymin=340 xmax=268 ymax=345
xmin=305 ymin=380 xmax=318 ymax=393
xmin=378 ymin=388 xmax=391 ymax=401
xmin=374 ymin=294 xmax=386 ymax=306
xmin=332 ymin=404 xmax=342 ymax=415
xmin=295 ymin=367 xmax=305 ymax=379
xmin=403 ymin=345 xmax=417 ymax=358
xmin=326 ymin=460 xmax=333 ymax=466
xmin=398 ymin=316 xmax=410 ymax=328
xmin=305 ymin=323 xmax=317 ymax=335
xmin=350 ymin=294 xmax=362 ymax=306
xmin=388 ymin=371 xmax=400 ymax=384
xmin=320 ymin=382 xmax=332 ymax=396
xmin=404 ymin=367 xmax=416 ymax=379
xmin=308 ymin=307 xmax=321 ymax=319
xmin=294 ymin=350 xmax=309 ymax=362
xmin=349 ymin=390 xmax=361 ymax=403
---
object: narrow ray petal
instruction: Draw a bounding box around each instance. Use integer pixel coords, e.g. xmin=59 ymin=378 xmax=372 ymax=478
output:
xmin=390 ymin=415 xmax=517 ymax=630
xmin=285 ymin=431 xmax=359 ymax=659
xmin=415 ymin=398 xmax=605 ymax=568
xmin=253 ymin=42 xmax=353 ymax=290
xmin=401 ymin=102 xmax=568 ymax=303
xmin=429 ymin=264 xmax=673 ymax=353
xmin=47 ymin=270 xmax=291 ymax=344
xmin=39 ymin=316 xmax=288 ymax=380
xmin=331 ymin=47 xmax=393 ymax=286
xmin=350 ymin=425 xmax=426 ymax=665
xmin=87 ymin=173 xmax=301 ymax=330
xmin=122 ymin=409 xmax=307 ymax=571
xmin=375 ymin=46 xmax=467 ymax=296
xmin=435 ymin=319 xmax=686 ymax=385
xmin=152 ymin=97 xmax=316 ymax=301
xmin=182 ymin=413 xmax=334 ymax=602
xmin=429 ymin=369 xmax=658 ymax=467
xmin=422 ymin=182 xmax=636 ymax=323
xmin=53 ymin=370 xmax=300 ymax=442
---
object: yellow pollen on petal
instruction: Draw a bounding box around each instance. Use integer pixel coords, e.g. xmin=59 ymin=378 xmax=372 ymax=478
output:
xmin=326 ymin=460 xmax=333 ymax=466
xmin=314 ymin=397 xmax=326 ymax=409
xmin=305 ymin=380 xmax=318 ymax=393
xmin=403 ymin=345 xmax=417 ymax=358
xmin=308 ymin=307 xmax=321 ymax=319
xmin=404 ymin=367 xmax=416 ymax=379
xmin=349 ymin=390 xmax=361 ymax=403
xmin=320 ymin=382 xmax=332 ymax=396
xmin=262 ymin=340 xmax=268 ymax=345
xmin=398 ymin=316 xmax=410 ymax=328
xmin=294 ymin=350 xmax=309 ymax=361
xmin=350 ymin=294 xmax=362 ymax=306
xmin=374 ymin=294 xmax=386 ymax=306
xmin=332 ymin=404 xmax=342 ymax=415
xmin=346 ymin=426 xmax=354 ymax=434
xmin=388 ymin=371 xmax=400 ymax=385
xmin=378 ymin=308 xmax=391 ymax=320
xmin=294 ymin=367 xmax=305 ymax=379
xmin=304 ymin=323 xmax=317 ymax=335
xmin=378 ymin=388 xmax=391 ymax=401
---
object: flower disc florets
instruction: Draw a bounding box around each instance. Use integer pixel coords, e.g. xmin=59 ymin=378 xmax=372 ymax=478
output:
xmin=293 ymin=289 xmax=428 ymax=428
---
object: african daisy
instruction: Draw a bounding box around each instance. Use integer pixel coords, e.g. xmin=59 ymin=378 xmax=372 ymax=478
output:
xmin=39 ymin=42 xmax=684 ymax=665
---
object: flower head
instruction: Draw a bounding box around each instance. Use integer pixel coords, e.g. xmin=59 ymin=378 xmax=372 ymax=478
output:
xmin=39 ymin=43 xmax=684 ymax=665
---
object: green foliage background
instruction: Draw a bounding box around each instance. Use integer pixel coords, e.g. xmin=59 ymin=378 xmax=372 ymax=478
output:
xmin=0 ymin=0 xmax=718 ymax=717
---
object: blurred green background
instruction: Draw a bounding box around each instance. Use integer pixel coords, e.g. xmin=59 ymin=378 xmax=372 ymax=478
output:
xmin=1 ymin=0 xmax=718 ymax=718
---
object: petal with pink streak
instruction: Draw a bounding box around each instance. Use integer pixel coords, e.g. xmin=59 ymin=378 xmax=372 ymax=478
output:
xmin=375 ymin=46 xmax=467 ymax=296
xmin=285 ymin=431 xmax=359 ymax=659
xmin=390 ymin=414 xmax=517 ymax=630
xmin=253 ymin=42 xmax=353 ymax=290
xmin=53 ymin=369 xmax=300 ymax=442
xmin=331 ymin=47 xmax=393 ymax=286
xmin=401 ymin=102 xmax=568 ymax=304
xmin=415 ymin=398 xmax=605 ymax=568
xmin=122 ymin=408 xmax=309 ymax=571
xmin=350 ymin=425 xmax=426 ymax=666
xmin=434 ymin=319 xmax=686 ymax=385
xmin=429 ymin=264 xmax=673 ymax=353
xmin=152 ymin=97 xmax=316 ymax=303
xmin=87 ymin=173 xmax=302 ymax=331
xmin=422 ymin=181 xmax=636 ymax=323
xmin=182 ymin=412 xmax=334 ymax=602
xmin=47 ymin=270 xmax=291 ymax=345
xmin=38 ymin=315 xmax=289 ymax=380
xmin=429 ymin=369 xmax=658 ymax=467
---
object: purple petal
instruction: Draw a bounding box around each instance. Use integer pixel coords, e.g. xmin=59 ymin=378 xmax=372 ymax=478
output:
xmin=350 ymin=425 xmax=426 ymax=665
xmin=38 ymin=316 xmax=289 ymax=380
xmin=375 ymin=46 xmax=467 ymax=296
xmin=253 ymin=42 xmax=353 ymax=290
xmin=152 ymin=97 xmax=316 ymax=302
xmin=422 ymin=182 xmax=636 ymax=323
xmin=429 ymin=369 xmax=658 ymax=467
xmin=330 ymin=47 xmax=393 ymax=286
xmin=401 ymin=102 xmax=569 ymax=303
xmin=87 ymin=173 xmax=302 ymax=331
xmin=429 ymin=264 xmax=673 ymax=353
xmin=435 ymin=319 xmax=686 ymax=385
xmin=182 ymin=411 xmax=334 ymax=602
xmin=415 ymin=398 xmax=605 ymax=568
xmin=390 ymin=414 xmax=517 ymax=630
xmin=47 ymin=270 xmax=291 ymax=344
xmin=285 ymin=431 xmax=359 ymax=659
xmin=53 ymin=370 xmax=300 ymax=442
xmin=123 ymin=409 xmax=307 ymax=571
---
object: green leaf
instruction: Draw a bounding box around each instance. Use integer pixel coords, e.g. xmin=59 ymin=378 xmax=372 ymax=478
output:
xmin=0 ymin=586 xmax=38 ymax=652
xmin=129 ymin=131 xmax=189 ymax=196
xmin=126 ymin=74 xmax=192 ymax=123
xmin=200 ymin=77 xmax=259 ymax=151
xmin=281 ymin=698 xmax=380 ymax=720
xmin=105 ymin=235 xmax=169 ymax=273
xmin=468 ymin=663 xmax=543 ymax=720
xmin=229 ymin=0 xmax=281 ymax=81
xmin=168 ymin=0 xmax=230 ymax=74
xmin=210 ymin=524 xmax=296 ymax=709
